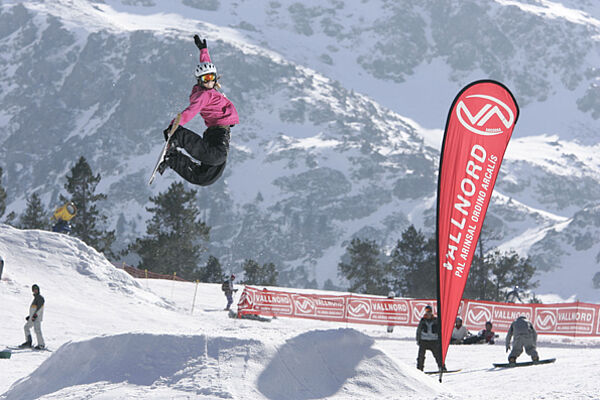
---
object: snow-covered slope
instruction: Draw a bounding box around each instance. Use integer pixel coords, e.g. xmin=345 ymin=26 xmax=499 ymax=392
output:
xmin=2 ymin=226 xmax=600 ymax=399
xmin=1 ymin=0 xmax=599 ymax=300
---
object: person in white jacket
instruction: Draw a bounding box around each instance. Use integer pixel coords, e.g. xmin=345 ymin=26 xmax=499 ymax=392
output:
xmin=19 ymin=284 xmax=45 ymax=349
xmin=451 ymin=317 xmax=470 ymax=344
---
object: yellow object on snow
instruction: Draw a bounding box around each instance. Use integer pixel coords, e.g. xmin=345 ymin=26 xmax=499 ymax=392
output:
xmin=53 ymin=202 xmax=77 ymax=221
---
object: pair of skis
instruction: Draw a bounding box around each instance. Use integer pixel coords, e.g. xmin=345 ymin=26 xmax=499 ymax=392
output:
xmin=148 ymin=113 xmax=181 ymax=185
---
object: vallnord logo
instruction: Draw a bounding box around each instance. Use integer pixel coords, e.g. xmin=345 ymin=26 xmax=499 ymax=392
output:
xmin=467 ymin=306 xmax=492 ymax=324
xmin=294 ymin=296 xmax=316 ymax=314
xmin=456 ymin=94 xmax=515 ymax=136
xmin=535 ymin=310 xmax=557 ymax=330
xmin=348 ymin=300 xmax=371 ymax=318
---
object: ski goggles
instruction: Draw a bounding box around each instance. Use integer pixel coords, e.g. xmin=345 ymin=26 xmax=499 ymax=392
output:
xmin=199 ymin=73 xmax=216 ymax=83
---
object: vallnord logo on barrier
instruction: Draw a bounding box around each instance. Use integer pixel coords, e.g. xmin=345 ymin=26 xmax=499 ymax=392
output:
xmin=293 ymin=296 xmax=316 ymax=314
xmin=456 ymin=94 xmax=515 ymax=136
xmin=467 ymin=306 xmax=492 ymax=324
xmin=347 ymin=300 xmax=371 ymax=318
xmin=535 ymin=310 xmax=557 ymax=331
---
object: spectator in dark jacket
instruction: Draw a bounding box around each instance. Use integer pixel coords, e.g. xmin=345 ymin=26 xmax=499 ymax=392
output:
xmin=20 ymin=284 xmax=45 ymax=349
xmin=463 ymin=321 xmax=496 ymax=344
xmin=222 ymin=274 xmax=238 ymax=310
xmin=416 ymin=305 xmax=445 ymax=371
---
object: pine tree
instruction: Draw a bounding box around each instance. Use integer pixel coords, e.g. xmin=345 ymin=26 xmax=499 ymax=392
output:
xmin=202 ymin=255 xmax=224 ymax=283
xmin=0 ymin=167 xmax=7 ymax=219
xmin=338 ymin=238 xmax=388 ymax=295
xmin=19 ymin=192 xmax=49 ymax=230
xmin=241 ymin=259 xmax=279 ymax=286
xmin=388 ymin=225 xmax=436 ymax=298
xmin=129 ymin=182 xmax=210 ymax=280
xmin=62 ymin=156 xmax=115 ymax=257
xmin=488 ymin=250 xmax=538 ymax=301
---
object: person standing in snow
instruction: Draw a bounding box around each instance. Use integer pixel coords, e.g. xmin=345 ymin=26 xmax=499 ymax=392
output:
xmin=415 ymin=305 xmax=445 ymax=371
xmin=450 ymin=316 xmax=470 ymax=344
xmin=159 ymin=35 xmax=239 ymax=186
xmin=506 ymin=315 xmax=538 ymax=363
xmin=386 ymin=291 xmax=395 ymax=333
xmin=222 ymin=274 xmax=238 ymax=311
xmin=0 ymin=256 xmax=4 ymax=280
xmin=20 ymin=284 xmax=45 ymax=350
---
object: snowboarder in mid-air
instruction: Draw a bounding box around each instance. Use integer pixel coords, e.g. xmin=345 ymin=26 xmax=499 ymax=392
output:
xmin=158 ymin=35 xmax=239 ymax=186
xmin=506 ymin=315 xmax=539 ymax=364
xmin=20 ymin=284 xmax=45 ymax=350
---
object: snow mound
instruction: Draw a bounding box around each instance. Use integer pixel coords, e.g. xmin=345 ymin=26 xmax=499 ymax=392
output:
xmin=2 ymin=333 xmax=261 ymax=399
xmin=2 ymin=330 xmax=450 ymax=400
xmin=0 ymin=224 xmax=172 ymax=309
xmin=257 ymin=328 xmax=446 ymax=399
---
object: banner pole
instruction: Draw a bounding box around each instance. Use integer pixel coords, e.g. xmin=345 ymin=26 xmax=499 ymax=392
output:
xmin=191 ymin=280 xmax=199 ymax=315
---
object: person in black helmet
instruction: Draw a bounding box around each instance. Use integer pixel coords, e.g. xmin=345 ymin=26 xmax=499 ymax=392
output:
xmin=19 ymin=284 xmax=45 ymax=349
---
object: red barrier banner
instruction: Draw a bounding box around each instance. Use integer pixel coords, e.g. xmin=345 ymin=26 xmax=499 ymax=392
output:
xmin=237 ymin=287 xmax=600 ymax=337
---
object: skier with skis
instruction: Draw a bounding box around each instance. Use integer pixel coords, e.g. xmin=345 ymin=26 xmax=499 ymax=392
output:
xmin=416 ymin=305 xmax=445 ymax=371
xmin=505 ymin=285 xmax=523 ymax=303
xmin=19 ymin=284 xmax=45 ymax=350
xmin=222 ymin=274 xmax=238 ymax=311
xmin=158 ymin=35 xmax=239 ymax=186
xmin=506 ymin=315 xmax=539 ymax=363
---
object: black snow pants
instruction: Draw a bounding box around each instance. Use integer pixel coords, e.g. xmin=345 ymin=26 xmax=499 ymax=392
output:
xmin=417 ymin=340 xmax=443 ymax=370
xmin=167 ymin=125 xmax=231 ymax=186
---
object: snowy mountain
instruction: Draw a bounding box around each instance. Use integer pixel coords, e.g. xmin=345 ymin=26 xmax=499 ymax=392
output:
xmin=1 ymin=225 xmax=599 ymax=399
xmin=1 ymin=0 xmax=599 ymax=300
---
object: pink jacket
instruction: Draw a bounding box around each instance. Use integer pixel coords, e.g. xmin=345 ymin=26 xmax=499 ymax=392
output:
xmin=177 ymin=48 xmax=239 ymax=128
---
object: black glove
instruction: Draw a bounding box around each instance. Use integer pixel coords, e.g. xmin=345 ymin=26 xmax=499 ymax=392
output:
xmin=194 ymin=35 xmax=207 ymax=50
xmin=32 ymin=314 xmax=37 ymax=321
xmin=25 ymin=316 xmax=29 ymax=321
xmin=163 ymin=125 xmax=173 ymax=141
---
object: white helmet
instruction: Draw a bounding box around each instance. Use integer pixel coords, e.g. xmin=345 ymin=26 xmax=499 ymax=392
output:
xmin=195 ymin=62 xmax=217 ymax=78
xmin=388 ymin=291 xmax=395 ymax=298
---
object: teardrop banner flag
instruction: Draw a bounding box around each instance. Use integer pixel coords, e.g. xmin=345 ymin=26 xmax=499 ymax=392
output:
xmin=436 ymin=80 xmax=519 ymax=375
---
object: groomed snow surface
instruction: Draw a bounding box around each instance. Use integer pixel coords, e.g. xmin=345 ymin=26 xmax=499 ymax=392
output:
xmin=1 ymin=225 xmax=599 ymax=399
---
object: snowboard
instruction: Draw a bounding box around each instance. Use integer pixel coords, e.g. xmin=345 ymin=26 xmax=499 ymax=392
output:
xmin=493 ymin=358 xmax=555 ymax=368
xmin=5 ymin=346 xmax=52 ymax=353
xmin=425 ymin=369 xmax=461 ymax=374
xmin=148 ymin=113 xmax=181 ymax=185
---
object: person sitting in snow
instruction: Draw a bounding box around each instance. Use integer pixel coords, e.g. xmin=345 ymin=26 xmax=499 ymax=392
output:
xmin=450 ymin=316 xmax=470 ymax=344
xmin=506 ymin=316 xmax=539 ymax=364
xmin=19 ymin=284 xmax=45 ymax=350
xmin=159 ymin=35 xmax=239 ymax=186
xmin=463 ymin=321 xmax=497 ymax=344
xmin=416 ymin=305 xmax=445 ymax=372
